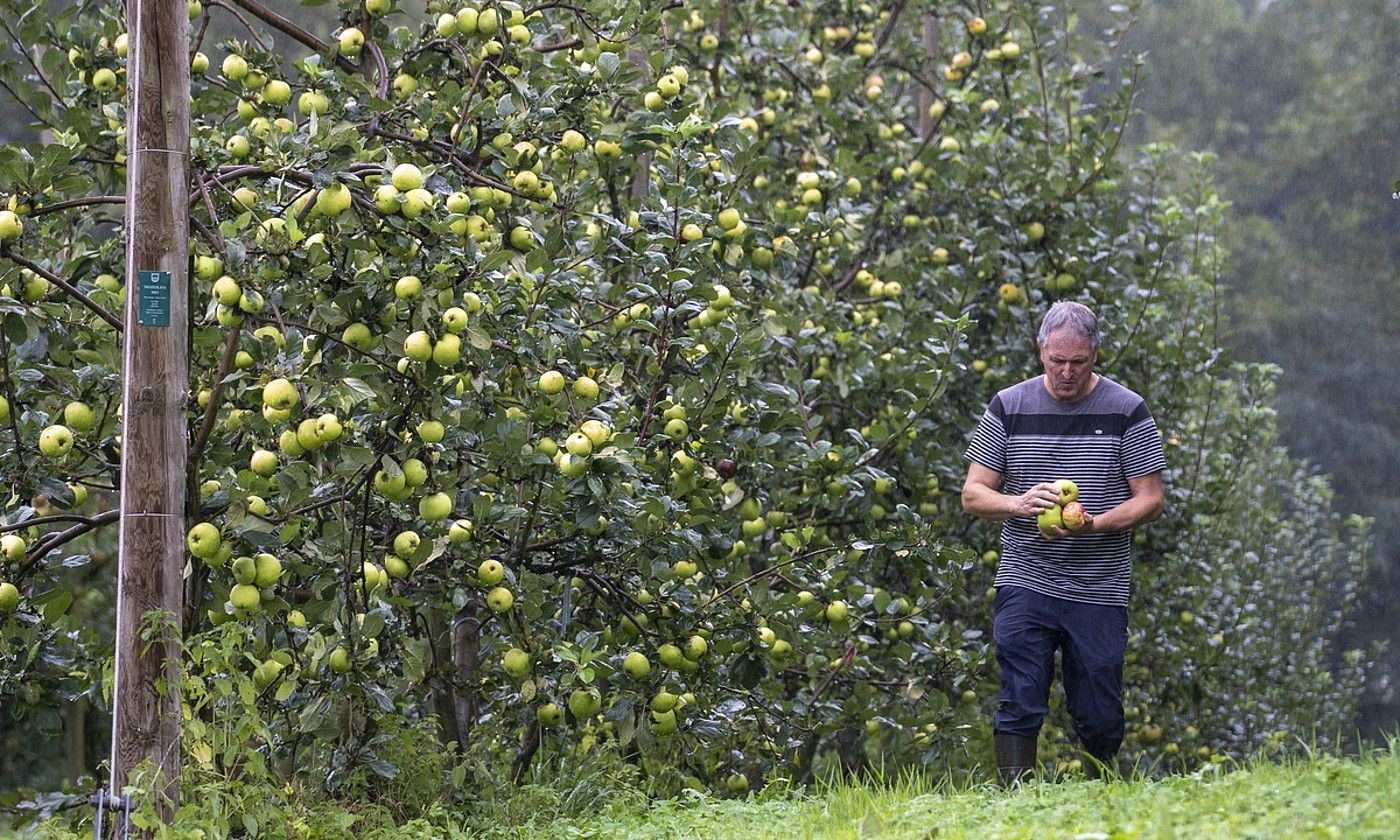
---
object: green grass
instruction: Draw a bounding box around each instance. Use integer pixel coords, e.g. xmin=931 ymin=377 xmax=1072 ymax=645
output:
xmin=475 ymin=748 xmax=1399 ymax=839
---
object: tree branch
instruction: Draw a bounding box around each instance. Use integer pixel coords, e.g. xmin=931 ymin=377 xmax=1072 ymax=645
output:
xmin=2 ymin=248 xmax=123 ymax=331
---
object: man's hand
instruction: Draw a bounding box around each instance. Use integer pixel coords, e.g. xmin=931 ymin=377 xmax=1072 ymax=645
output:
xmin=1040 ymin=513 xmax=1094 ymax=541
xmin=1014 ymin=483 xmax=1062 ymax=518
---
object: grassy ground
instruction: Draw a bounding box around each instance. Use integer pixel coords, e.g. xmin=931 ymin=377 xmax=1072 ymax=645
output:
xmin=477 ymin=749 xmax=1399 ymax=839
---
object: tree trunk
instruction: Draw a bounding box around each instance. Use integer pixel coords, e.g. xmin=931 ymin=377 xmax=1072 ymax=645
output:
xmin=451 ymin=603 xmax=480 ymax=753
xmin=917 ymin=15 xmax=941 ymax=141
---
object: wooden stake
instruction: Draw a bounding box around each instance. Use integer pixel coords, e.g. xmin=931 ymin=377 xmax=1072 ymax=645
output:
xmin=110 ymin=0 xmax=190 ymax=812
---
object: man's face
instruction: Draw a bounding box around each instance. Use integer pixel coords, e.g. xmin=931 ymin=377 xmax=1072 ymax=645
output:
xmin=1038 ymin=328 xmax=1098 ymax=401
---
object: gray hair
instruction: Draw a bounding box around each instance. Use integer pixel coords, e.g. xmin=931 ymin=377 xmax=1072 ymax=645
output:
xmin=1037 ymin=301 xmax=1100 ymax=350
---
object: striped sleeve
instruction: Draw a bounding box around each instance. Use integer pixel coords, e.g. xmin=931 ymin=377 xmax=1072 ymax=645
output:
xmin=964 ymin=395 xmax=1008 ymax=472
xmin=1121 ymin=401 xmax=1167 ymax=478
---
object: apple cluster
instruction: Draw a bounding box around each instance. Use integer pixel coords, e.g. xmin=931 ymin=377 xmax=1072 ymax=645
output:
xmin=1036 ymin=479 xmax=1090 ymax=535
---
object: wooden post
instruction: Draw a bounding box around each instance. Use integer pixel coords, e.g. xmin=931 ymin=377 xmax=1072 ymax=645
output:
xmin=110 ymin=0 xmax=190 ymax=812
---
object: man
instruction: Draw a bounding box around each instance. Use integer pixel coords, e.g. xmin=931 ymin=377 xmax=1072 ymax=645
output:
xmin=961 ymin=301 xmax=1166 ymax=784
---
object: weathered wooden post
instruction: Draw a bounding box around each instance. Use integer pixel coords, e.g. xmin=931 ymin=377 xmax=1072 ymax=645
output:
xmin=109 ymin=0 xmax=191 ymax=815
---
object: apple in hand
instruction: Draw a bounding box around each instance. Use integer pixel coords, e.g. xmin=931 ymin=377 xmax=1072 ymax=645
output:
xmin=1037 ymin=504 xmax=1063 ymax=535
xmin=1061 ymin=501 xmax=1091 ymax=532
xmin=1053 ymin=479 xmax=1079 ymax=505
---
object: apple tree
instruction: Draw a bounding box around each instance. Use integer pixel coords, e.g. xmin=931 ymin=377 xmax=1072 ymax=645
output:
xmin=0 ymin=0 xmax=1373 ymax=805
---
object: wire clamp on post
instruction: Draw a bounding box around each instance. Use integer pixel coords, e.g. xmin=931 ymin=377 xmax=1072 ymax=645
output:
xmin=90 ymin=789 xmax=132 ymax=840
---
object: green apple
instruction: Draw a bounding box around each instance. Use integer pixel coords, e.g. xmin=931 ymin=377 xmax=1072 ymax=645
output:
xmin=825 ymin=600 xmax=849 ymax=623
xmin=295 ymin=418 xmax=323 ymax=452
xmin=262 ymin=377 xmax=298 ymax=410
xmin=417 ymin=420 xmax=445 ymax=444
xmin=392 ymin=530 xmax=420 ymax=557
xmin=0 ymin=210 xmax=24 ymax=241
xmin=684 ymin=634 xmax=708 ymax=660
xmin=623 ymin=651 xmax=651 ymax=679
xmin=328 ymin=646 xmax=351 ymax=674
xmin=384 ymin=554 xmax=410 ymax=579
xmin=477 ymin=558 xmax=505 ymax=585
xmin=314 ymin=182 xmax=353 ymax=216
xmin=0 ymin=395 xmax=8 ymax=423
xmin=486 ymin=586 xmax=514 ymax=612
xmin=0 ymin=581 xmax=19 ymax=612
xmin=593 ymin=139 xmax=621 ymax=160
xmin=193 ymin=255 xmax=223 ymax=281
xmin=298 ymin=90 xmax=329 ymax=116
xmin=62 ymin=401 xmax=96 ymax=432
xmin=364 ymin=0 xmax=391 ymax=14
xmin=229 ymin=583 xmax=260 ymax=611
xmin=538 ymin=370 xmax=565 ymax=394
xmin=441 ymin=307 xmax=469 ymax=333
xmin=394 ymin=275 xmax=423 ymax=300
xmin=1 ymin=535 xmax=26 ymax=562
xmin=391 ymin=163 xmax=424 ymax=192
xmin=91 ymin=67 xmax=118 ymax=92
xmin=253 ymin=553 xmax=282 ymax=586
xmin=431 ymin=333 xmax=461 ymax=366
xmin=212 ymin=275 xmax=242 ymax=306
xmin=419 ymin=491 xmax=453 ymax=522
xmin=449 ymin=518 xmax=474 ymax=543
xmin=401 ymin=187 xmax=434 ymax=219
xmin=393 ymin=73 xmax=418 ymax=99
xmin=508 ymin=225 xmax=534 ymax=251
xmin=665 ymin=417 xmax=689 ymax=440
xmin=362 ymin=562 xmax=387 ymax=592
xmin=1037 ymin=504 xmax=1064 ymax=534
xmin=314 ymin=413 xmax=343 ymax=443
xmin=246 ymin=495 xmax=269 ymax=516
xmin=403 ymin=330 xmax=434 ymax=362
xmin=573 ymin=375 xmax=599 ymax=400
xmin=249 ymin=448 xmax=279 ymax=477
xmin=560 ymin=129 xmax=586 ymax=153
xmin=580 ymin=421 xmax=609 ymax=447
xmin=503 ymin=647 xmax=531 ymax=678
xmin=340 ymin=322 xmax=374 ymax=351
xmin=262 ymin=79 xmax=291 ymax=106
xmin=278 ymin=428 xmax=304 ymax=456
xmin=229 ymin=554 xmax=254 ymax=579
xmin=567 ymin=687 xmax=600 ymax=720
xmin=401 ymin=458 xmax=428 ymax=487
xmin=657 ymin=644 xmax=685 ymax=668
xmin=1053 ymin=479 xmax=1079 ymax=505
xmin=557 ymin=452 xmax=588 ymax=477
xmin=337 ymin=27 xmax=365 ymax=57
xmin=537 ymin=702 xmax=563 ymax=727
xmin=224 ymin=134 xmax=250 ymax=159
xmin=476 ymin=6 xmax=500 ymax=35
xmin=371 ymin=470 xmax=403 ymax=497
xmin=39 ymin=425 xmax=75 ymax=458
xmin=716 ymin=207 xmax=742 ymax=230
xmin=186 ymin=522 xmax=223 ymax=559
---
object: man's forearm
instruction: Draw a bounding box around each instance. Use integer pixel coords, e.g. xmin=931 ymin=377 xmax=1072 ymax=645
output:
xmin=1090 ymin=494 xmax=1163 ymax=534
xmin=962 ymin=483 xmax=1022 ymax=521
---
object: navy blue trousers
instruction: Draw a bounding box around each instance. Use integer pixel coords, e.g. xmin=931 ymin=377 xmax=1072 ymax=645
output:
xmin=992 ymin=585 xmax=1127 ymax=759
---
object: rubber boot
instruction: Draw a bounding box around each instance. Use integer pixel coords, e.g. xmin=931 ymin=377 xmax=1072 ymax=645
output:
xmin=1082 ymin=742 xmax=1118 ymax=780
xmin=994 ymin=730 xmax=1038 ymax=787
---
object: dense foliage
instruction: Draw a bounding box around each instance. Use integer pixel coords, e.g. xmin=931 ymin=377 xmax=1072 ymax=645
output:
xmin=0 ymin=0 xmax=1374 ymax=825
xmin=1119 ymin=0 xmax=1400 ymax=733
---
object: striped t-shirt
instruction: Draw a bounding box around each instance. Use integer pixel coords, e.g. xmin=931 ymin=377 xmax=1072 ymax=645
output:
xmin=964 ymin=375 xmax=1167 ymax=607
